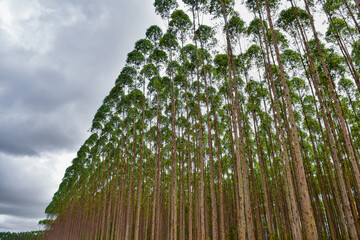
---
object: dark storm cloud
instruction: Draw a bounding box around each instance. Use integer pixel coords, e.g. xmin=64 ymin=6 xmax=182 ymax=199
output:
xmin=0 ymin=203 xmax=44 ymax=219
xmin=0 ymin=63 xmax=77 ymax=155
xmin=0 ymin=0 xmax=162 ymax=232
xmin=0 ymin=0 xmax=162 ymax=155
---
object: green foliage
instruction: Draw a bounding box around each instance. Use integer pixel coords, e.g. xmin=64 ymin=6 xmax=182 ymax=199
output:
xmin=169 ymin=10 xmax=192 ymax=37
xmin=227 ymin=12 xmax=246 ymax=41
xmin=326 ymin=17 xmax=356 ymax=43
xmin=160 ymin=32 xmax=179 ymax=50
xmin=154 ymin=0 xmax=179 ymax=19
xmin=126 ymin=50 xmax=145 ymax=67
xmin=146 ymin=25 xmax=163 ymax=45
xmin=149 ymin=48 xmax=168 ymax=65
xmin=196 ymin=25 xmax=217 ymax=47
xmin=0 ymin=231 xmax=44 ymax=240
xmin=135 ymin=39 xmax=154 ymax=55
xmin=208 ymin=0 xmax=234 ymax=17
xmin=247 ymin=18 xmax=267 ymax=38
xmin=352 ymin=40 xmax=360 ymax=70
xmin=214 ymin=54 xmax=229 ymax=75
xmin=281 ymin=49 xmax=302 ymax=70
xmin=277 ymin=7 xmax=310 ymax=34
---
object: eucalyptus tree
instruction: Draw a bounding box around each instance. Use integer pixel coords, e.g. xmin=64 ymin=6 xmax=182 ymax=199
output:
xmin=133 ymin=37 xmax=153 ymax=240
xmin=90 ymin=104 xmax=113 ymax=240
xmin=146 ymin=24 xmax=168 ymax=240
xmin=279 ymin=2 xmax=360 ymax=238
xmin=169 ymin=9 xmax=195 ymax=240
xmin=302 ymin=0 xmax=360 ymax=208
xmin=210 ymin=1 xmax=259 ymax=239
xmin=214 ymin=51 xmax=248 ymax=239
xmin=194 ymin=23 xmax=223 ymax=240
xmin=246 ymin=4 xmax=305 ymax=238
xmin=276 ymin=10 xmax=338 ymax=234
xmin=198 ymin=25 xmax=228 ymax=240
xmin=123 ymin=48 xmax=145 ymax=240
xmin=182 ymin=42 xmax=198 ymax=240
xmin=229 ymin=14 xmax=271 ymax=239
xmin=181 ymin=1 xmax=211 ymax=239
xmin=323 ymin=5 xmax=360 ymax=93
xmin=153 ymin=2 xmax=181 ymax=238
xmin=160 ymin=32 xmax=180 ymax=240
xmin=244 ymin=45 xmax=275 ymax=239
xmin=253 ymin=0 xmax=318 ymax=237
xmin=110 ymin=65 xmax=136 ymax=239
xmin=339 ymin=78 xmax=360 ymax=131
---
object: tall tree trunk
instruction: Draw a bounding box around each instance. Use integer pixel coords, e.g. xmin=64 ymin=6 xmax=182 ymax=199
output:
xmin=254 ymin=4 xmax=303 ymax=238
xmin=219 ymin=1 xmax=255 ymax=238
xmin=263 ymin=0 xmax=317 ymax=237
xmin=290 ymin=0 xmax=359 ymax=237
xmin=196 ymin=11 xmax=219 ymax=239
xmin=191 ymin=5 xmax=207 ymax=240
xmin=303 ymin=0 xmax=360 ymax=203
xmin=134 ymin=82 xmax=148 ymax=240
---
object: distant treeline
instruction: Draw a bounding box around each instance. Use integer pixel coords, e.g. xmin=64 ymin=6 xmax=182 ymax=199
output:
xmin=0 ymin=231 xmax=44 ymax=240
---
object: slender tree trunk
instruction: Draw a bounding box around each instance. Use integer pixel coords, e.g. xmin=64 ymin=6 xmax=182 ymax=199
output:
xmin=191 ymin=6 xmax=207 ymax=240
xmin=196 ymin=11 xmax=219 ymax=239
xmin=262 ymin=0 xmax=317 ymax=237
xmin=254 ymin=4 xmax=303 ymax=238
xmin=219 ymin=1 xmax=254 ymax=238
xmin=290 ymin=1 xmax=359 ymax=238
xmin=304 ymin=0 xmax=360 ymax=203
xmin=211 ymin=84 xmax=226 ymax=240
xmin=134 ymin=77 xmax=148 ymax=240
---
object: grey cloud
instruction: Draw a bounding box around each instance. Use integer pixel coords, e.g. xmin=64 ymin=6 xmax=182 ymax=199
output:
xmin=0 ymin=153 xmax=62 ymax=224
xmin=0 ymin=0 xmax=161 ymax=156
xmin=0 ymin=63 xmax=80 ymax=155
xmin=0 ymin=65 xmax=70 ymax=112
xmin=0 ymin=114 xmax=80 ymax=155
xmin=0 ymin=215 xmax=42 ymax=232
xmin=0 ymin=203 xmax=45 ymax=219
xmin=0 ymin=0 xmax=162 ymax=232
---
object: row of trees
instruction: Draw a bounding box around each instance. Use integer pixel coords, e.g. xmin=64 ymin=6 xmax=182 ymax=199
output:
xmin=44 ymin=0 xmax=360 ymax=239
xmin=0 ymin=231 xmax=44 ymax=240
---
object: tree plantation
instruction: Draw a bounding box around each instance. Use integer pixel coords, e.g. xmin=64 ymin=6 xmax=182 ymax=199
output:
xmin=43 ymin=0 xmax=360 ymax=239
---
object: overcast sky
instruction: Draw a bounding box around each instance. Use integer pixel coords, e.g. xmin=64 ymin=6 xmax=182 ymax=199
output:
xmin=0 ymin=0 xmax=162 ymax=232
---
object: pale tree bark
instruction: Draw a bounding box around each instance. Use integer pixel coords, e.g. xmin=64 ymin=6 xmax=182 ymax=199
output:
xmin=196 ymin=10 xmax=219 ymax=239
xmin=219 ymin=0 xmax=255 ymax=238
xmin=263 ymin=0 xmax=317 ymax=237
xmin=289 ymin=2 xmax=358 ymax=238
xmin=303 ymin=0 xmax=360 ymax=196
xmin=134 ymin=80 xmax=148 ymax=240
xmin=191 ymin=5 xmax=206 ymax=240
xmin=253 ymin=4 xmax=303 ymax=238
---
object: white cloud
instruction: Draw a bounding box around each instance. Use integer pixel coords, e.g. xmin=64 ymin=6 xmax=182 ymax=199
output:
xmin=0 ymin=215 xmax=44 ymax=232
xmin=0 ymin=151 xmax=73 ymax=231
xmin=0 ymin=0 xmax=107 ymax=54
xmin=0 ymin=0 xmax=53 ymax=52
